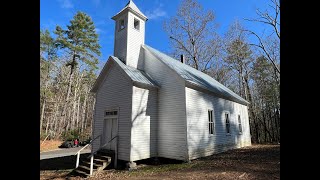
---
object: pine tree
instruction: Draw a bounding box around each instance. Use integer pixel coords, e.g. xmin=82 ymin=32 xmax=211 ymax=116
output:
xmin=54 ymin=11 xmax=101 ymax=122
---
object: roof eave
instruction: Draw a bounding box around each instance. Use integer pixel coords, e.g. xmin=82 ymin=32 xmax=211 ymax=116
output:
xmin=90 ymin=56 xmax=114 ymax=93
xmin=185 ymin=81 xmax=249 ymax=106
xmin=133 ymin=81 xmax=160 ymax=89
xmin=111 ymin=7 xmax=148 ymax=21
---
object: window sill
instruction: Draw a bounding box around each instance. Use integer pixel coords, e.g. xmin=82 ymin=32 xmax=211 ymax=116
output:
xmin=226 ymin=133 xmax=231 ymax=136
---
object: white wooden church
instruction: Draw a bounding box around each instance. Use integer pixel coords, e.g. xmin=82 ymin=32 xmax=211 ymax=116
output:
xmin=91 ymin=0 xmax=251 ymax=164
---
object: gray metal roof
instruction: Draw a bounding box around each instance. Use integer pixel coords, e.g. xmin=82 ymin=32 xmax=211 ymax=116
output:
xmin=143 ymin=45 xmax=249 ymax=105
xmin=91 ymin=56 xmax=158 ymax=93
xmin=111 ymin=56 xmax=159 ymax=88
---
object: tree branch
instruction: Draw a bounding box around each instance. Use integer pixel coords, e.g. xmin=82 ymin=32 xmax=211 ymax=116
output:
xmin=244 ymin=30 xmax=280 ymax=74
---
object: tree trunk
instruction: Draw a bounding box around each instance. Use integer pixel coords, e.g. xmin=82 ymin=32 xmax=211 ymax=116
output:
xmin=60 ymin=53 xmax=77 ymax=130
xmin=40 ymin=99 xmax=46 ymax=136
xmin=267 ymin=106 xmax=274 ymax=142
xmin=191 ymin=39 xmax=199 ymax=70
xmin=238 ymin=74 xmax=242 ymax=97
xmin=45 ymin=110 xmax=50 ymax=135
xmin=71 ymin=87 xmax=78 ymax=130
xmin=262 ymin=108 xmax=267 ymax=142
xmin=275 ymin=108 xmax=280 ymax=142
xmin=66 ymin=106 xmax=71 ymax=131
xmin=81 ymin=93 xmax=87 ymax=133
xmin=243 ymin=72 xmax=259 ymax=143
xmin=76 ymin=95 xmax=81 ymax=130
xmin=64 ymin=54 xmax=76 ymax=108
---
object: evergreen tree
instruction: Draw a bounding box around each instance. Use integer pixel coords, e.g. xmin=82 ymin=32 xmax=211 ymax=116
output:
xmin=54 ymin=11 xmax=101 ymax=119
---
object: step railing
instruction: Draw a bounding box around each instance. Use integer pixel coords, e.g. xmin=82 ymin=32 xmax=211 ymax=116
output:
xmin=74 ymin=134 xmax=101 ymax=169
xmin=74 ymin=134 xmax=118 ymax=176
xmin=88 ymin=135 xmax=118 ymax=175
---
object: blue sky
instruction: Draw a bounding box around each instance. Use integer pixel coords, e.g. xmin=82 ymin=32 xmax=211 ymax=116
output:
xmin=40 ymin=0 xmax=273 ymax=63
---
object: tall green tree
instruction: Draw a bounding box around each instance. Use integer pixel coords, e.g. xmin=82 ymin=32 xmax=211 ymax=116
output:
xmin=40 ymin=29 xmax=57 ymax=61
xmin=54 ymin=11 xmax=101 ymax=119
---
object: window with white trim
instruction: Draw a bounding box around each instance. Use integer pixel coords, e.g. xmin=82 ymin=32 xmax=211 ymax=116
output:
xmin=238 ymin=115 xmax=242 ymax=134
xmin=225 ymin=112 xmax=230 ymax=134
xmin=208 ymin=110 xmax=214 ymax=135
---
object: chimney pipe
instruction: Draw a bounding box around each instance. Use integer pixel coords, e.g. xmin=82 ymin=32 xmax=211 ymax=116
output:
xmin=180 ymin=54 xmax=185 ymax=64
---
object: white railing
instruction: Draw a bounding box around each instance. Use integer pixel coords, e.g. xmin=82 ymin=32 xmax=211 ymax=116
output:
xmin=74 ymin=134 xmax=101 ymax=168
xmin=75 ymin=134 xmax=118 ymax=176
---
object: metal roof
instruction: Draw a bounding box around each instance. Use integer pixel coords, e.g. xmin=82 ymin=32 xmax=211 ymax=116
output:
xmin=143 ymin=45 xmax=249 ymax=105
xmin=91 ymin=56 xmax=158 ymax=93
xmin=111 ymin=56 xmax=159 ymax=88
xmin=112 ymin=0 xmax=147 ymax=21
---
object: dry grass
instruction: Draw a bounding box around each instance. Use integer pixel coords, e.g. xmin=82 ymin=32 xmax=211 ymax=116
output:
xmin=40 ymin=144 xmax=280 ymax=180
xmin=40 ymin=140 xmax=63 ymax=152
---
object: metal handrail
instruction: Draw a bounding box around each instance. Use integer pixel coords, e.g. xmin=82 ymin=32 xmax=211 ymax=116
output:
xmin=74 ymin=144 xmax=90 ymax=156
xmin=74 ymin=134 xmax=101 ymax=155
xmin=74 ymin=134 xmax=119 ymax=176
xmin=89 ymin=135 xmax=118 ymax=176
xmin=99 ymin=135 xmax=118 ymax=149
xmin=75 ymin=134 xmax=101 ymax=169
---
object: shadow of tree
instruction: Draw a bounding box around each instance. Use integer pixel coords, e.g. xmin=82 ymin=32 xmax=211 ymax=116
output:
xmin=131 ymin=87 xmax=158 ymax=161
xmin=131 ymin=145 xmax=279 ymax=180
xmin=40 ymin=153 xmax=90 ymax=170
xmin=185 ymin=71 xmax=251 ymax=161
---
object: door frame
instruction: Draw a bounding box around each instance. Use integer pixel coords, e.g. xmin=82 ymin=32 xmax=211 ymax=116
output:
xmin=102 ymin=107 xmax=119 ymax=150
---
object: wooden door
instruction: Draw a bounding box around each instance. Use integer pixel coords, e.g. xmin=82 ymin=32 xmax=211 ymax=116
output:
xmin=101 ymin=110 xmax=118 ymax=150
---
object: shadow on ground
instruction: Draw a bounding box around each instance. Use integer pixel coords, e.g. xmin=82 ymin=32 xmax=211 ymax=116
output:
xmin=122 ymin=144 xmax=280 ymax=180
xmin=40 ymin=145 xmax=280 ymax=180
xmin=40 ymin=153 xmax=90 ymax=170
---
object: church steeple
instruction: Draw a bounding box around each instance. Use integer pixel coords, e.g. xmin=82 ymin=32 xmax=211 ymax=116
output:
xmin=112 ymin=0 xmax=147 ymax=21
xmin=112 ymin=0 xmax=147 ymax=68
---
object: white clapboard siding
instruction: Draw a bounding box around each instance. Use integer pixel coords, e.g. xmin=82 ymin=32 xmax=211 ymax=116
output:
xmin=143 ymin=47 xmax=187 ymax=161
xmin=130 ymin=86 xmax=158 ymax=161
xmin=185 ymin=87 xmax=251 ymax=160
xmin=126 ymin=12 xmax=145 ymax=69
xmin=93 ymin=63 xmax=133 ymax=161
xmin=114 ymin=13 xmax=128 ymax=62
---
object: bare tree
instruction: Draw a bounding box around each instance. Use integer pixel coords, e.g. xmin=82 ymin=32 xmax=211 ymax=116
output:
xmin=223 ymin=21 xmax=261 ymax=142
xmin=244 ymin=0 xmax=280 ymax=74
xmin=163 ymin=0 xmax=222 ymax=74
xmin=242 ymin=0 xmax=280 ymax=143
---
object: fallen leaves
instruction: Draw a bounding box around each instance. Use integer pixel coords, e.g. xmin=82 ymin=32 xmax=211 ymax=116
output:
xmin=40 ymin=140 xmax=63 ymax=152
xmin=40 ymin=144 xmax=280 ymax=180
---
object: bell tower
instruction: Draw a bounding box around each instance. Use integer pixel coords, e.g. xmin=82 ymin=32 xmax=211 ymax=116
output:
xmin=112 ymin=0 xmax=147 ymax=68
